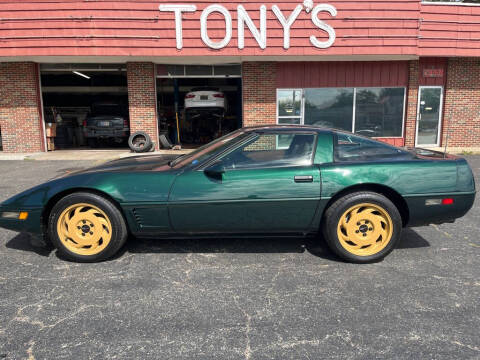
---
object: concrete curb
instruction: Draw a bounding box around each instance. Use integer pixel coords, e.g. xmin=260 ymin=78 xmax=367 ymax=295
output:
xmin=0 ymin=149 xmax=193 ymax=161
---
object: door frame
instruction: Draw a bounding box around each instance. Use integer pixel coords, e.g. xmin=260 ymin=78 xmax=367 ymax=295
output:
xmin=415 ymin=85 xmax=444 ymax=148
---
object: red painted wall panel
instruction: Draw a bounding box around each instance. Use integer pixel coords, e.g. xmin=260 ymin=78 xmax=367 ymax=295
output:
xmin=277 ymin=61 xmax=409 ymax=88
xmin=0 ymin=0 xmax=420 ymax=58
xmin=419 ymin=3 xmax=480 ymax=57
xmin=0 ymin=1 xmax=477 ymax=59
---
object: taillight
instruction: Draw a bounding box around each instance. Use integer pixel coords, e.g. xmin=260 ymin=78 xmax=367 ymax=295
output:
xmin=123 ymin=119 xmax=129 ymax=128
xmin=185 ymin=94 xmax=195 ymax=99
xmin=82 ymin=119 xmax=87 ymax=127
xmin=213 ymin=93 xmax=224 ymax=98
xmin=425 ymin=198 xmax=455 ymax=206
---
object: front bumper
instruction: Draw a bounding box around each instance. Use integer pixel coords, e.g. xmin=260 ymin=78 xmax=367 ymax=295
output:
xmin=0 ymin=206 xmax=44 ymax=234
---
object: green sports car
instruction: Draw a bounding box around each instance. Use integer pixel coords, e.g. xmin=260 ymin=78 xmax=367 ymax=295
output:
xmin=0 ymin=126 xmax=475 ymax=263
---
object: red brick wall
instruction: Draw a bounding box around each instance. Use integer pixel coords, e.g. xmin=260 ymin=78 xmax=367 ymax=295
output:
xmin=127 ymin=62 xmax=158 ymax=150
xmin=242 ymin=62 xmax=277 ymax=127
xmin=0 ymin=62 xmax=44 ymax=153
xmin=405 ymin=60 xmax=419 ymax=147
xmin=442 ymin=58 xmax=480 ymax=148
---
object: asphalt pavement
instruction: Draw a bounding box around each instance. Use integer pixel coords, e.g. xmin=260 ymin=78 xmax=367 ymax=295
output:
xmin=0 ymin=157 xmax=479 ymax=360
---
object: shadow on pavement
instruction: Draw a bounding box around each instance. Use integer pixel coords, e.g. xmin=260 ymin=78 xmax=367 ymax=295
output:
xmin=397 ymin=228 xmax=431 ymax=249
xmin=123 ymin=228 xmax=430 ymax=261
xmin=5 ymin=233 xmax=54 ymax=257
xmin=4 ymin=228 xmax=430 ymax=262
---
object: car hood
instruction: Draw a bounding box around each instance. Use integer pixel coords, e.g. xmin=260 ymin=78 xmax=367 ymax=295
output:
xmin=1 ymin=155 xmax=182 ymax=208
xmin=76 ymin=155 xmax=180 ymax=174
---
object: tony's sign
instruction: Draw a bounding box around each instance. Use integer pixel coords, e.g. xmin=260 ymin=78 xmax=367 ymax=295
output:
xmin=159 ymin=1 xmax=337 ymax=50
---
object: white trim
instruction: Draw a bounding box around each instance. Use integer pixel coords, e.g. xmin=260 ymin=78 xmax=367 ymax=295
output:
xmin=153 ymin=64 xmax=160 ymax=150
xmin=37 ymin=63 xmax=48 ymax=152
xmin=352 ymin=88 xmax=357 ymax=133
xmin=401 ymin=87 xmax=407 ymax=139
xmin=415 ymin=86 xmax=444 ymax=148
xmin=0 ymin=55 xmax=419 ymax=65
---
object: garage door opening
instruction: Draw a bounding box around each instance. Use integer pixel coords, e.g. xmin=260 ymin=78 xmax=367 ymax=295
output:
xmin=40 ymin=64 xmax=129 ymax=151
xmin=156 ymin=64 xmax=242 ymax=148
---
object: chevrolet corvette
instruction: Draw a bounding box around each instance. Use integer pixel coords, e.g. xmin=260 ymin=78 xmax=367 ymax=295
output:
xmin=0 ymin=126 xmax=475 ymax=263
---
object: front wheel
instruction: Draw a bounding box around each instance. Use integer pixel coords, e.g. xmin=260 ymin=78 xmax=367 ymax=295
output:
xmin=322 ymin=192 xmax=402 ymax=263
xmin=48 ymin=192 xmax=128 ymax=262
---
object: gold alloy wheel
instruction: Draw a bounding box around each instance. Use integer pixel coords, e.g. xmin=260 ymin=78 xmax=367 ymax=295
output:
xmin=337 ymin=202 xmax=394 ymax=256
xmin=56 ymin=203 xmax=112 ymax=256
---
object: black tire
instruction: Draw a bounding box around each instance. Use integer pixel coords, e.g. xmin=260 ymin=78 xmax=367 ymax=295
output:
xmin=48 ymin=192 xmax=128 ymax=263
xmin=159 ymin=133 xmax=173 ymax=149
xmin=128 ymin=131 xmax=153 ymax=153
xmin=322 ymin=191 xmax=402 ymax=263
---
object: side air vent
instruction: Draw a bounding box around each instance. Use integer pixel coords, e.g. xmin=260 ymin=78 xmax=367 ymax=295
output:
xmin=131 ymin=208 xmax=144 ymax=228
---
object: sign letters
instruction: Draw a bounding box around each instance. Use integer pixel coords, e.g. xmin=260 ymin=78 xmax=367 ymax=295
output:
xmin=159 ymin=2 xmax=337 ymax=50
xmin=423 ymin=68 xmax=444 ymax=78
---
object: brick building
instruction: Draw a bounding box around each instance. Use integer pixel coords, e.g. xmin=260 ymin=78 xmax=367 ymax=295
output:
xmin=0 ymin=1 xmax=479 ymax=153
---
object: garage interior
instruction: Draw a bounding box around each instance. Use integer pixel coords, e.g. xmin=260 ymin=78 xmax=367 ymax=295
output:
xmin=39 ymin=63 xmax=242 ymax=152
xmin=40 ymin=64 xmax=129 ymax=150
xmin=156 ymin=64 xmax=242 ymax=148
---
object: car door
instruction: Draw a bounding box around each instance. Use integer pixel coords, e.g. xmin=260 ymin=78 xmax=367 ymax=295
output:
xmin=168 ymin=132 xmax=321 ymax=234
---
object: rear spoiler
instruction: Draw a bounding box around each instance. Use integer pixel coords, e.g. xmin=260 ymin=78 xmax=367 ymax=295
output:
xmin=406 ymin=147 xmax=459 ymax=160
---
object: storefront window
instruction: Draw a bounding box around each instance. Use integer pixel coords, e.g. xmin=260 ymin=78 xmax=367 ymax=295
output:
xmin=355 ymin=88 xmax=405 ymax=138
xmin=277 ymin=90 xmax=302 ymax=119
xmin=278 ymin=118 xmax=301 ymax=125
xmin=304 ymin=88 xmax=354 ymax=132
xmin=277 ymin=87 xmax=405 ymax=138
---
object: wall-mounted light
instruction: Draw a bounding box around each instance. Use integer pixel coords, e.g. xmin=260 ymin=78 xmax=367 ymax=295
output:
xmin=72 ymin=71 xmax=91 ymax=79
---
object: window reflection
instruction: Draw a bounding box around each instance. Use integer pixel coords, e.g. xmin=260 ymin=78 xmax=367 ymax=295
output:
xmin=355 ymin=88 xmax=405 ymax=137
xmin=278 ymin=87 xmax=406 ymax=138
xmin=278 ymin=90 xmax=302 ymax=117
xmin=304 ymin=88 xmax=354 ymax=132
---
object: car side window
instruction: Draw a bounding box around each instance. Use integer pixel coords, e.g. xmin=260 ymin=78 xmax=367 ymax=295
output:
xmin=218 ymin=133 xmax=316 ymax=170
xmin=335 ymin=133 xmax=409 ymax=162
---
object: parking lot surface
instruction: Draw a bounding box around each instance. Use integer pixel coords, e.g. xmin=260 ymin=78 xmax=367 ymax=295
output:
xmin=0 ymin=157 xmax=479 ymax=360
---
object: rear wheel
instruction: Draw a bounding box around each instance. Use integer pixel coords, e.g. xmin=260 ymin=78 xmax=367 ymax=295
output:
xmin=48 ymin=192 xmax=128 ymax=262
xmin=322 ymin=192 xmax=402 ymax=263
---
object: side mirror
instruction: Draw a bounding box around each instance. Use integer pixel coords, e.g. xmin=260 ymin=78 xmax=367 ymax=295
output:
xmin=204 ymin=162 xmax=225 ymax=179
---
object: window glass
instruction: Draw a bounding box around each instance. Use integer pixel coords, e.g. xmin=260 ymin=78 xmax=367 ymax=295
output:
xmin=219 ymin=133 xmax=316 ymax=170
xmin=166 ymin=65 xmax=184 ymax=76
xmin=278 ymin=90 xmax=302 ymax=117
xmin=171 ymin=130 xmax=249 ymax=168
xmin=355 ymin=88 xmax=405 ymax=137
xmin=335 ymin=133 xmax=410 ymax=162
xmin=304 ymin=88 xmax=354 ymax=131
xmin=185 ymin=65 xmax=213 ymax=76
xmin=278 ymin=117 xmax=301 ymax=125
xmin=214 ymin=65 xmax=241 ymax=76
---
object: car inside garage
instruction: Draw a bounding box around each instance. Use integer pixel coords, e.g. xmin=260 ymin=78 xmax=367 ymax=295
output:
xmin=156 ymin=64 xmax=242 ymax=148
xmin=40 ymin=64 xmax=129 ymax=150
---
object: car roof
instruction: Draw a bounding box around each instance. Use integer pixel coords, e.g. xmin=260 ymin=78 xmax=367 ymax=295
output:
xmin=242 ymin=124 xmax=334 ymax=134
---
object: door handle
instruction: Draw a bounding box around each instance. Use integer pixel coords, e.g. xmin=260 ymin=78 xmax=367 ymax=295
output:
xmin=294 ymin=175 xmax=313 ymax=183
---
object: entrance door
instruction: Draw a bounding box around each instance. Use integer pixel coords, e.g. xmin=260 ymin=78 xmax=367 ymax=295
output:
xmin=416 ymin=86 xmax=444 ymax=147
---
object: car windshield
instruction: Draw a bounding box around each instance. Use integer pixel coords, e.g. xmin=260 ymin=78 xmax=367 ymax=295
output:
xmin=170 ymin=130 xmax=250 ymax=168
